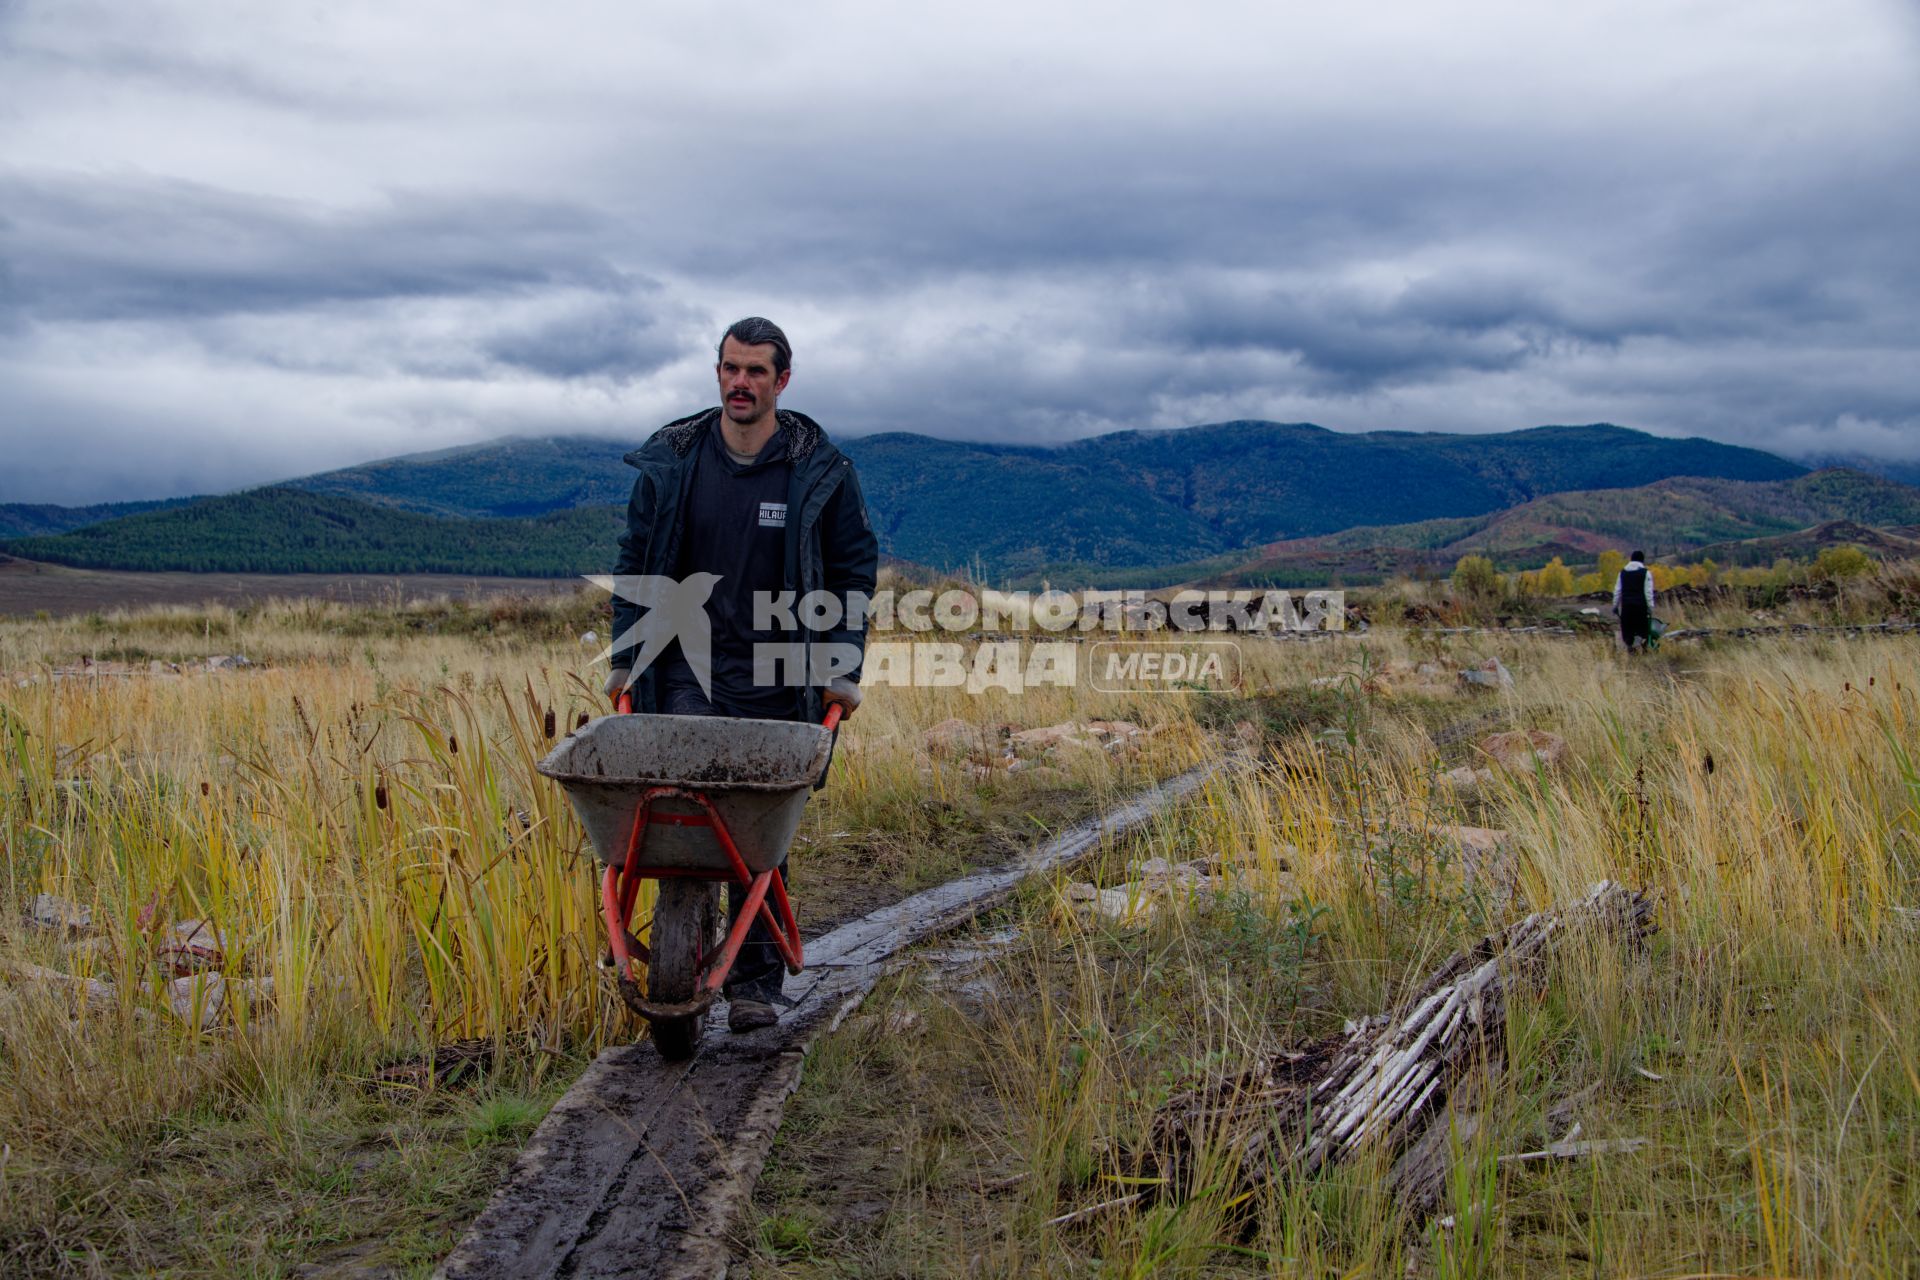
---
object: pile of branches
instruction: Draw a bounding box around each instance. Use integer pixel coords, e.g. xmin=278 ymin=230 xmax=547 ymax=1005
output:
xmin=1133 ymin=880 xmax=1656 ymax=1215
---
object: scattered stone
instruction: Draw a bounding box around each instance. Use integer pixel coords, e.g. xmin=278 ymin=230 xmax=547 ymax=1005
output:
xmin=167 ymin=972 xmax=227 ymax=1031
xmin=1478 ymin=729 xmax=1569 ymax=773
xmin=1010 ymin=723 xmax=1100 ymax=755
xmin=28 ymin=893 xmax=92 ymax=934
xmin=4 ymin=960 xmax=118 ymax=1012
xmin=157 ymin=919 xmax=226 ymax=977
xmin=580 ymin=630 xmax=599 ymax=646
xmin=923 ymin=718 xmax=1000 ymax=759
xmin=204 ymin=655 xmax=252 ymax=672
xmin=1458 ymin=657 xmax=1515 ymax=691
xmin=1065 ymin=853 xmax=1226 ymax=926
xmin=236 ymin=976 xmax=276 ymax=1014
xmin=883 ymin=1008 xmax=921 ymax=1035
xmin=1086 ymin=719 xmax=1148 ymax=747
xmin=1440 ymin=765 xmax=1497 ymax=796
xmin=1065 ymin=882 xmax=1155 ymax=925
xmin=1128 ymin=856 xmax=1215 ymax=892
xmin=1437 ymin=825 xmax=1513 ymax=861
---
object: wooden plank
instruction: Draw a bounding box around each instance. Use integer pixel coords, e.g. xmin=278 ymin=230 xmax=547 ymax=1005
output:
xmin=439 ymin=759 xmax=1224 ymax=1280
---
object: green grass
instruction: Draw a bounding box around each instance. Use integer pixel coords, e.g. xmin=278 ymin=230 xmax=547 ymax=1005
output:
xmin=0 ymin=1048 xmax=569 ymax=1277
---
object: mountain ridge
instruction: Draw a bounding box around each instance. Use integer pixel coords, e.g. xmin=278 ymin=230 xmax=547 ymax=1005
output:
xmin=8 ymin=421 xmax=1902 ymax=583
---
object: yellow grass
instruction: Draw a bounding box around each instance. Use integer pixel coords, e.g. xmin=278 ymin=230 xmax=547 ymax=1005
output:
xmin=749 ymin=627 xmax=1920 ymax=1277
xmin=6 ymin=588 xmax=1919 ymax=1275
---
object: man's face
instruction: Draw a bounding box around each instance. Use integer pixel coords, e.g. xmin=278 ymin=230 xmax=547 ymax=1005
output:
xmin=716 ymin=336 xmax=791 ymax=424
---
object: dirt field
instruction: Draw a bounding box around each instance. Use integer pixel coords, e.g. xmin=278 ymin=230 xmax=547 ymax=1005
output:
xmin=0 ymin=555 xmax=580 ymax=618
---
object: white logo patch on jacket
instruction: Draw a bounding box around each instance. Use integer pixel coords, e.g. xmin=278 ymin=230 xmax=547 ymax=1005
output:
xmin=758 ymin=501 xmax=788 ymax=529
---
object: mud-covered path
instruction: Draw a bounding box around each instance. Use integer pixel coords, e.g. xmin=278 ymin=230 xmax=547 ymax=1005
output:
xmin=437 ymin=760 xmax=1224 ymax=1280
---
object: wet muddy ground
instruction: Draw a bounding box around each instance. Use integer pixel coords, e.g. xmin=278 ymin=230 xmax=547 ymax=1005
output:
xmin=439 ymin=763 xmax=1221 ymax=1280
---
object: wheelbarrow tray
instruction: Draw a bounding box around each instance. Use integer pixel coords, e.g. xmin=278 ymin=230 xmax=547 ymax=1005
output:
xmin=537 ymin=712 xmax=832 ymax=875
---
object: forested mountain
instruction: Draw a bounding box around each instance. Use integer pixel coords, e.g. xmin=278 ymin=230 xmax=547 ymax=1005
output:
xmin=1195 ymin=469 xmax=1920 ymax=586
xmin=276 ymin=421 xmax=1806 ymax=576
xmin=3 ymin=421 xmax=1871 ymax=582
xmin=0 ymin=496 xmax=200 ymax=540
xmin=1 ymin=488 xmax=620 ymax=576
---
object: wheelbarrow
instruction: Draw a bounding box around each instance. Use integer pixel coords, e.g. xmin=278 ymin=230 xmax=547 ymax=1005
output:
xmin=536 ymin=698 xmax=842 ymax=1058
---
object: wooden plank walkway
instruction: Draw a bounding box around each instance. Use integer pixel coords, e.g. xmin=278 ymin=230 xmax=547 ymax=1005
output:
xmin=438 ymin=760 xmax=1223 ymax=1280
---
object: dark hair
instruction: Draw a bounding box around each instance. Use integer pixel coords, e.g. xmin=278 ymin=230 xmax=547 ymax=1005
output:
xmin=1631 ymin=549 xmax=1645 ymax=562
xmin=718 ymin=317 xmax=791 ymax=376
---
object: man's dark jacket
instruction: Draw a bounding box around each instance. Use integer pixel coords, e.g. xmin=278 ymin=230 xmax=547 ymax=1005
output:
xmin=609 ymin=407 xmax=879 ymax=723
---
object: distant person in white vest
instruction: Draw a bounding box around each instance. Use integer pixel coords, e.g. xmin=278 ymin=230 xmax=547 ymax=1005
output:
xmin=1612 ymin=550 xmax=1654 ymax=652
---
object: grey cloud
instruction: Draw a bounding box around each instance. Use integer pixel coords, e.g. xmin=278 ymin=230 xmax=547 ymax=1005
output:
xmin=0 ymin=174 xmax=620 ymax=323
xmin=483 ymin=287 xmax=701 ymax=380
xmin=2 ymin=0 xmax=1918 ymax=504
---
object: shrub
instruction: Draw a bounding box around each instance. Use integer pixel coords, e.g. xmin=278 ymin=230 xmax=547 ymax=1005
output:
xmin=1449 ymin=555 xmax=1503 ymax=602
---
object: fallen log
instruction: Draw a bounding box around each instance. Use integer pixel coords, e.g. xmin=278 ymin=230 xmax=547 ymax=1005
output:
xmin=1132 ymin=880 xmax=1654 ymax=1218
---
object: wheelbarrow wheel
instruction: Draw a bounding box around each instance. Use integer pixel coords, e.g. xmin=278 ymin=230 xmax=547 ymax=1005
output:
xmin=647 ymin=878 xmax=719 ymax=1059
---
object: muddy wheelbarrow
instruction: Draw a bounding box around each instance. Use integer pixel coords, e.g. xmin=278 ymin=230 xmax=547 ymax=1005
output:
xmin=536 ymin=698 xmax=842 ymax=1058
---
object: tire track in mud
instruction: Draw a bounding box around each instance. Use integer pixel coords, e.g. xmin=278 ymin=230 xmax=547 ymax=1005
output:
xmin=438 ymin=759 xmax=1227 ymax=1280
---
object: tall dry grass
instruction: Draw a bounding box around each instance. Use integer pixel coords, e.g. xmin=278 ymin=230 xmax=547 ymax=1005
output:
xmin=0 ymin=602 xmax=1209 ymax=1127
xmin=750 ymin=631 xmax=1920 ymax=1277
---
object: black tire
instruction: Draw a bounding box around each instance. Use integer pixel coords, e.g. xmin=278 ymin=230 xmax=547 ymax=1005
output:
xmin=647 ymin=878 xmax=720 ymax=1059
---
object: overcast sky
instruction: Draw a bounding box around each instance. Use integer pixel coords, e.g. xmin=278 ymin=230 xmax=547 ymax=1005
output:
xmin=2 ymin=0 xmax=1917 ymax=503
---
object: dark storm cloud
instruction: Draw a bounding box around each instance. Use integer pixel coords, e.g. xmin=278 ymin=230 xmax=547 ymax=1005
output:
xmin=483 ymin=289 xmax=699 ymax=380
xmin=1 ymin=0 xmax=1917 ymax=502
xmin=0 ymin=173 xmax=620 ymax=323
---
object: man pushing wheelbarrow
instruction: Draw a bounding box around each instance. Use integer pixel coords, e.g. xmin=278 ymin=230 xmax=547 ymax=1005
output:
xmin=548 ymin=318 xmax=878 ymax=1054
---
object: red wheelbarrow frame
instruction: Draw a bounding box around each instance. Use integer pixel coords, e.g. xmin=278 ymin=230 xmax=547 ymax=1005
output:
xmin=599 ymin=698 xmax=839 ymax=1014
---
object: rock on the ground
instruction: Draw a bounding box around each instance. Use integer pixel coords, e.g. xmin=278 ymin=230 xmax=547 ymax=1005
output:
xmin=1128 ymin=856 xmax=1215 ymax=891
xmin=1440 ymin=765 xmax=1498 ymax=796
xmin=167 ymin=972 xmax=228 ymax=1030
xmin=28 ymin=893 xmax=92 ymax=934
xmin=1010 ymin=723 xmax=1100 ymax=755
xmin=157 ymin=919 xmax=226 ymax=976
xmin=1065 ymin=882 xmax=1157 ymax=925
xmin=924 ymin=718 xmax=1001 ymax=759
xmin=1478 ymin=729 xmax=1569 ymax=773
xmin=1066 ymin=855 xmax=1224 ymax=926
xmin=1458 ymin=657 xmax=1515 ymax=691
xmin=1086 ymin=720 xmax=1149 ymax=749
xmin=1436 ymin=825 xmax=1514 ymax=860
xmin=6 ymin=961 xmax=118 ymax=1012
